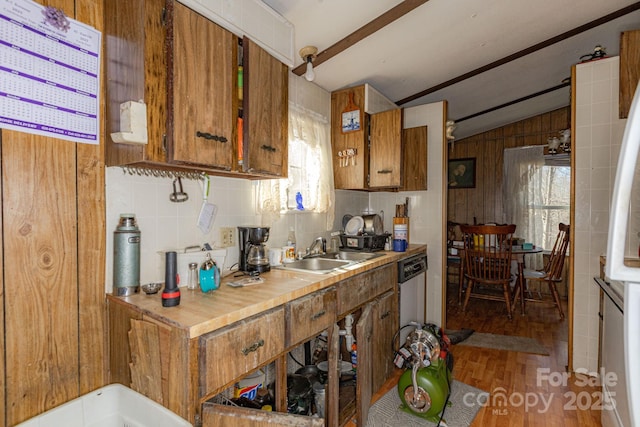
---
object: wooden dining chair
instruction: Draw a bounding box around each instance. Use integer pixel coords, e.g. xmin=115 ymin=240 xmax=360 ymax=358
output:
xmin=460 ymin=224 xmax=517 ymax=319
xmin=513 ymin=223 xmax=569 ymax=320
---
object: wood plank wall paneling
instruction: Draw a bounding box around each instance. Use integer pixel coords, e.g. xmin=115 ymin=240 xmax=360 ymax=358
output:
xmin=76 ymin=0 xmax=106 ymax=395
xmin=3 ymin=137 xmax=79 ymax=423
xmin=1 ymin=0 xmax=106 ymax=424
xmin=447 ymin=107 xmax=570 ymax=226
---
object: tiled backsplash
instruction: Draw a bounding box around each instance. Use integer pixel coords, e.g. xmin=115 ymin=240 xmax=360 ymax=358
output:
xmin=105 ymin=168 xmax=260 ymax=289
xmin=104 ymin=166 xmax=385 ymax=291
xmin=105 ymin=167 xmax=436 ymax=293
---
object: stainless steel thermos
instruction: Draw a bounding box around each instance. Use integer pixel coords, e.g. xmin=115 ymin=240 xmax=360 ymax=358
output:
xmin=113 ymin=214 xmax=141 ymax=296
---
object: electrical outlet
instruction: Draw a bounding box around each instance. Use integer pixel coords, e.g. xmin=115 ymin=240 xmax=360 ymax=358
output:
xmin=219 ymin=227 xmax=235 ymax=247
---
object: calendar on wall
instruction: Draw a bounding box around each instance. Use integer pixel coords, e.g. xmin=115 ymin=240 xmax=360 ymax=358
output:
xmin=0 ymin=0 xmax=101 ymax=144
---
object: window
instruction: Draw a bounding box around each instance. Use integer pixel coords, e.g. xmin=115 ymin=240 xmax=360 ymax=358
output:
xmin=528 ymin=164 xmax=571 ymax=250
xmin=257 ymin=105 xmax=335 ymax=229
xmin=503 ymin=146 xmax=571 ymax=253
xmin=284 ymin=135 xmax=324 ymax=210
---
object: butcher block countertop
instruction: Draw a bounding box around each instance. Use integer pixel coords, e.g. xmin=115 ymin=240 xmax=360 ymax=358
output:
xmin=108 ymin=245 xmax=427 ymax=338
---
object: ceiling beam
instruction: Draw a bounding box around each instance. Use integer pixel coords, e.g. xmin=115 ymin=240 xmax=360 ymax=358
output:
xmin=396 ymin=1 xmax=640 ymax=105
xmin=455 ymin=82 xmax=571 ymax=123
xmin=292 ymin=0 xmax=430 ymax=76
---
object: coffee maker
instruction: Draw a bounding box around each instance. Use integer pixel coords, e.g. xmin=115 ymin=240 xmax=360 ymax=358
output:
xmin=238 ymin=226 xmax=270 ymax=273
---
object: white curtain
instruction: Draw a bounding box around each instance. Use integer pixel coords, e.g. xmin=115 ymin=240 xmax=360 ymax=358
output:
xmin=503 ymin=146 xmax=545 ymax=269
xmin=257 ymin=104 xmax=335 ymax=230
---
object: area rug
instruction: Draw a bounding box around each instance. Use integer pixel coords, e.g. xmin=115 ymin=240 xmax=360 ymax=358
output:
xmin=457 ymin=332 xmax=549 ymax=355
xmin=366 ymin=380 xmax=488 ymax=427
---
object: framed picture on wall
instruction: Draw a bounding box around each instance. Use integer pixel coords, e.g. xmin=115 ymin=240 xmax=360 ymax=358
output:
xmin=448 ymin=158 xmax=476 ymax=189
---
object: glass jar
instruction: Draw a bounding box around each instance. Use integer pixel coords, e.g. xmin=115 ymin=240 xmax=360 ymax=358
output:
xmin=187 ymin=262 xmax=198 ymax=290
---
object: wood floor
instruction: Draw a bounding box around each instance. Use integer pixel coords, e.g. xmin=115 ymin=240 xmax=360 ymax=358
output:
xmin=357 ymin=282 xmax=602 ymax=427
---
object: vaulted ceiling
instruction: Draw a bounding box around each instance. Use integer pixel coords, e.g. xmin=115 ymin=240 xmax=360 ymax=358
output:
xmin=263 ymin=0 xmax=640 ymax=139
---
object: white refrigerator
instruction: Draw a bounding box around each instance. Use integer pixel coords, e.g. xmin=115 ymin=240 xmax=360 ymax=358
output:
xmin=606 ymin=83 xmax=640 ymax=427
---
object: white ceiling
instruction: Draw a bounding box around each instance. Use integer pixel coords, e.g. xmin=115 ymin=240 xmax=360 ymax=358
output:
xmin=263 ymin=0 xmax=640 ymax=139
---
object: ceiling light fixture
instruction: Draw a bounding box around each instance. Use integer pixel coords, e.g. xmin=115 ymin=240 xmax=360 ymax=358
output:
xmin=299 ymin=46 xmax=318 ymax=82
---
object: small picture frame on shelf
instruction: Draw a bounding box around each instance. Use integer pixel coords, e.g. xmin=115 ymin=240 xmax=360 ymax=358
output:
xmin=448 ymin=157 xmax=476 ymax=189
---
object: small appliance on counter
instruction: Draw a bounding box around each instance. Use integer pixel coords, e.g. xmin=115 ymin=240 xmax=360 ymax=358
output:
xmin=238 ymin=226 xmax=271 ymax=273
xmin=340 ymin=213 xmax=389 ymax=251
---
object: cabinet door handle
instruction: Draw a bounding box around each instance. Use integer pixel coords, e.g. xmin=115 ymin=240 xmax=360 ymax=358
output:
xmin=261 ymin=144 xmax=277 ymax=152
xmin=310 ymin=309 xmax=326 ymax=321
xmin=380 ymin=310 xmax=391 ymax=320
xmin=241 ymin=339 xmax=264 ymax=355
xmin=196 ymin=131 xmax=227 ymax=143
xmin=377 ymin=169 xmax=392 ymax=174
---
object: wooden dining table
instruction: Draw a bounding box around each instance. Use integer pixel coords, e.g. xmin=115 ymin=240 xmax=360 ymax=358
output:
xmin=451 ymin=244 xmax=543 ymax=316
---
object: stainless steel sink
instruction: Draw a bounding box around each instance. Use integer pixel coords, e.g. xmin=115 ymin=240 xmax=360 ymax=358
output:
xmin=335 ymin=251 xmax=383 ymax=262
xmin=280 ymin=257 xmax=353 ymax=274
xmin=280 ymin=251 xmax=384 ymax=274
xmin=313 ymin=251 xmax=383 ymax=262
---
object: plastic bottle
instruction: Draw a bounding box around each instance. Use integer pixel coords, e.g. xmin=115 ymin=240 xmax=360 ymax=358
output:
xmin=351 ymin=342 xmax=357 ymax=379
xmin=287 ymin=227 xmax=296 ymax=253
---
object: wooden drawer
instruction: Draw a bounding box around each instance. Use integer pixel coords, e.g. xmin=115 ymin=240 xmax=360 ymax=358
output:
xmin=285 ymin=287 xmax=336 ymax=347
xmin=199 ymin=307 xmax=285 ymax=397
xmin=337 ymin=264 xmax=396 ymax=316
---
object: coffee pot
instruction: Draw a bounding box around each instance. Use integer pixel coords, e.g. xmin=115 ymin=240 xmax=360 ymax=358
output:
xmin=238 ymin=226 xmax=270 ymax=273
xmin=247 ymin=244 xmax=269 ymax=272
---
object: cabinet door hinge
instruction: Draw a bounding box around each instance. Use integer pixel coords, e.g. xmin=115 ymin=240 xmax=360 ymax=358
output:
xmin=162 ymin=134 xmax=167 ymax=153
xmin=161 ymin=7 xmax=166 ymax=26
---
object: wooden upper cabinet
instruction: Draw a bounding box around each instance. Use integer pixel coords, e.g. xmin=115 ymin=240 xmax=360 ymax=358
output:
xmin=331 ymin=85 xmax=402 ymax=190
xmin=105 ymin=0 xmax=288 ymax=179
xmin=168 ymin=2 xmax=237 ymax=170
xmin=331 ymin=86 xmax=368 ymax=189
xmin=369 ymin=109 xmax=402 ymax=188
xmin=105 ymin=0 xmax=167 ymax=166
xmin=619 ymin=29 xmax=640 ymax=119
xmin=243 ymin=37 xmax=289 ymax=177
xmin=402 ymin=126 xmax=428 ymax=191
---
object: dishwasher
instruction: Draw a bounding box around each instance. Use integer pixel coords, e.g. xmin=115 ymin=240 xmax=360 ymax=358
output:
xmin=397 ymin=252 xmax=428 ymax=344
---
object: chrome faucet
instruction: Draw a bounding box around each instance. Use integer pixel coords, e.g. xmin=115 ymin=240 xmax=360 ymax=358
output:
xmin=304 ymin=236 xmax=327 ymax=257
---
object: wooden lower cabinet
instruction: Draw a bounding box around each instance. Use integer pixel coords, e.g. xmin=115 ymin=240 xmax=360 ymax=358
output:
xmin=108 ymin=263 xmax=398 ymax=427
xmin=371 ymin=290 xmax=399 ymax=393
xmin=355 ymin=304 xmax=374 ymax=425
